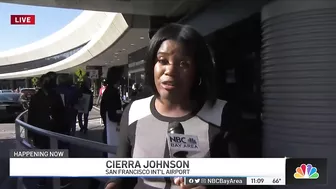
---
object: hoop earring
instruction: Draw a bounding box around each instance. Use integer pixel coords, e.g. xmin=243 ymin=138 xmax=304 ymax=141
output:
xmin=198 ymin=78 xmax=202 ymax=86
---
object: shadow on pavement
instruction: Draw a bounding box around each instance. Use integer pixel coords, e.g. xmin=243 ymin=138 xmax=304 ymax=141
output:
xmin=0 ymin=119 xmax=15 ymax=124
xmin=0 ymin=138 xmax=16 ymax=189
xmin=71 ymin=127 xmax=105 ymax=158
xmin=21 ymin=125 xmax=107 ymax=189
xmin=1 ymin=113 xmax=107 ymax=189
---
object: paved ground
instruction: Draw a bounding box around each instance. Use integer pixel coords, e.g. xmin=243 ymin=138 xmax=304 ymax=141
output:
xmin=0 ymin=121 xmax=16 ymax=189
xmin=0 ymin=107 xmax=107 ymax=189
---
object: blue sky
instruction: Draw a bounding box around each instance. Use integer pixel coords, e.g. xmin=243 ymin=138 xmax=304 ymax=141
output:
xmin=0 ymin=3 xmax=82 ymax=51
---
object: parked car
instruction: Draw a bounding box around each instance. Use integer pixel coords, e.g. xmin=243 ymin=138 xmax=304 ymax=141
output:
xmin=0 ymin=93 xmax=24 ymax=121
xmin=20 ymin=88 xmax=36 ymax=98
xmin=0 ymin=89 xmax=13 ymax=93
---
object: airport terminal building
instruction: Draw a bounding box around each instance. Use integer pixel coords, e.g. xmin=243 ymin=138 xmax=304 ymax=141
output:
xmin=0 ymin=0 xmax=335 ymax=188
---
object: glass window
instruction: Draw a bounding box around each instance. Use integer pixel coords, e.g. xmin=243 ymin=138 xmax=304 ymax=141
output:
xmin=0 ymin=93 xmax=20 ymax=101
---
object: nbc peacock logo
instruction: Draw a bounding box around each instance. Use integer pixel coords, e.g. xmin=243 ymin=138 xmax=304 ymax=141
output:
xmin=294 ymin=163 xmax=319 ymax=179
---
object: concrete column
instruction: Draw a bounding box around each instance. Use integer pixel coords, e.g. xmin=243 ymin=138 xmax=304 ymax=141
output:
xmin=24 ymin=78 xmax=30 ymax=88
xmin=9 ymin=80 xmax=15 ymax=90
xmin=262 ymin=1 xmax=336 ymax=188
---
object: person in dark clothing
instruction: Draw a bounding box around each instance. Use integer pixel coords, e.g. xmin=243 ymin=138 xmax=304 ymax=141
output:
xmin=46 ymin=71 xmax=58 ymax=90
xmin=28 ymin=74 xmax=69 ymax=188
xmin=28 ymin=74 xmax=66 ymax=143
xmin=83 ymin=66 xmax=124 ymax=189
xmin=77 ymin=80 xmax=93 ymax=133
xmin=55 ymin=75 xmax=80 ymax=135
xmin=100 ymin=66 xmax=124 ymax=152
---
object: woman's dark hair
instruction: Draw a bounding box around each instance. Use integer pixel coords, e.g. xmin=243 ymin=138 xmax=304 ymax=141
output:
xmin=101 ymin=66 xmax=124 ymax=121
xmin=39 ymin=74 xmax=51 ymax=90
xmin=106 ymin=66 xmax=124 ymax=85
xmin=45 ymin=71 xmax=57 ymax=89
xmin=145 ymin=23 xmax=217 ymax=106
xmin=57 ymin=74 xmax=71 ymax=86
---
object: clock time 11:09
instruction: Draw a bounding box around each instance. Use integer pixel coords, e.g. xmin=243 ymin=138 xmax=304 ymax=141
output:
xmin=251 ymin=178 xmax=264 ymax=184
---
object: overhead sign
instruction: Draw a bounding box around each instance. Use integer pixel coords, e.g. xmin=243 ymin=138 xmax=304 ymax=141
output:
xmin=31 ymin=77 xmax=38 ymax=85
xmin=75 ymin=68 xmax=86 ymax=79
xmin=86 ymin=70 xmax=99 ymax=79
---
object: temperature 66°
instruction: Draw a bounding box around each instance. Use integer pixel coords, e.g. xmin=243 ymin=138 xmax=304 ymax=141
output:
xmin=272 ymin=178 xmax=281 ymax=183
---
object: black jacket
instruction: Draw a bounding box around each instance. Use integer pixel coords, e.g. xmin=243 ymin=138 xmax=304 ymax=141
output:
xmin=27 ymin=89 xmax=65 ymax=148
xmin=100 ymin=86 xmax=121 ymax=126
xmin=80 ymin=86 xmax=93 ymax=112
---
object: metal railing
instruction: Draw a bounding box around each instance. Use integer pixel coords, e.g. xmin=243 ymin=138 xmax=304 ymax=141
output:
xmin=14 ymin=110 xmax=117 ymax=189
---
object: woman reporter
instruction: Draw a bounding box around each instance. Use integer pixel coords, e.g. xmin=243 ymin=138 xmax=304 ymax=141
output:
xmin=105 ymin=23 xmax=242 ymax=189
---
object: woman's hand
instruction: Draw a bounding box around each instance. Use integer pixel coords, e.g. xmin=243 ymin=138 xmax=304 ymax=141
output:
xmin=174 ymin=177 xmax=206 ymax=189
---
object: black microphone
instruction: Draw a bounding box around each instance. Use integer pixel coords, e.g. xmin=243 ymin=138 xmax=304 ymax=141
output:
xmin=167 ymin=122 xmax=188 ymax=158
xmin=168 ymin=121 xmax=184 ymax=134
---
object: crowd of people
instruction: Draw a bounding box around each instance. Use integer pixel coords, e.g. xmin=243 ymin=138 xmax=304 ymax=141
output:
xmin=27 ymin=72 xmax=94 ymax=188
xmin=26 ymin=69 xmax=150 ymax=188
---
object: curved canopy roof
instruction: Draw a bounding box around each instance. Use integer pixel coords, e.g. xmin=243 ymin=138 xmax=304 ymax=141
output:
xmin=0 ymin=11 xmax=129 ymax=79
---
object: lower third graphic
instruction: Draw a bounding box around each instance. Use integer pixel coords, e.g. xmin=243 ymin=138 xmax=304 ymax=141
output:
xmin=186 ymin=177 xmax=246 ymax=185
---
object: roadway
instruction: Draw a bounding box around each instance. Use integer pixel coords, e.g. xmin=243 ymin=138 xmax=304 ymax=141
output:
xmin=0 ymin=107 xmax=107 ymax=189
